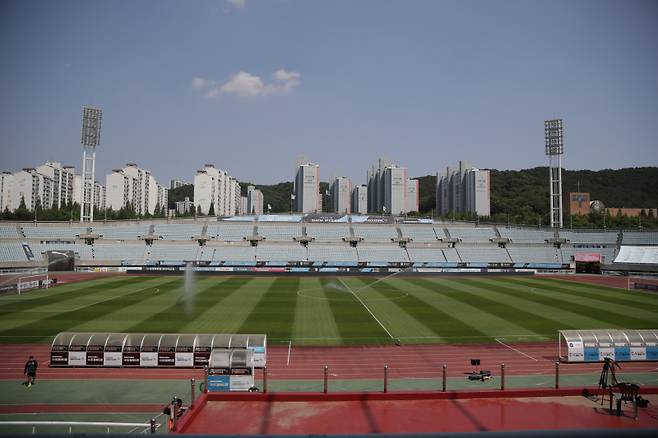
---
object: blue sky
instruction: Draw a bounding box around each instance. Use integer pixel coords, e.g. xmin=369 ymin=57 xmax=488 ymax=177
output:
xmin=1 ymin=0 xmax=656 ymax=185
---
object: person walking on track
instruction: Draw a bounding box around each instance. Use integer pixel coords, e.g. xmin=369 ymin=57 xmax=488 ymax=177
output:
xmin=24 ymin=355 xmax=38 ymax=387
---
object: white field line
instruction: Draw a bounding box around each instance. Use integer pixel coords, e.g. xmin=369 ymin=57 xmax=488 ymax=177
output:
xmin=495 ymin=338 xmax=539 ymax=361
xmin=338 ymin=277 xmax=396 ymax=341
xmin=287 ymin=340 xmax=292 ymax=366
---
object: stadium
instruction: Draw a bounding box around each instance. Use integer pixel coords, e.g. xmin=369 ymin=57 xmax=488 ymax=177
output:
xmin=1 ymin=216 xmax=658 ymax=434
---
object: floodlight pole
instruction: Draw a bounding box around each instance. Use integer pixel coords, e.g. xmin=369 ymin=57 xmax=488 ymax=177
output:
xmin=80 ymin=107 xmax=102 ymax=223
xmin=545 ymin=119 xmax=564 ymax=229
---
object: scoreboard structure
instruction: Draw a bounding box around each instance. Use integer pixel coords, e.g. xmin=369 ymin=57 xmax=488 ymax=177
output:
xmin=559 ymin=329 xmax=658 ymax=363
xmin=50 ymin=332 xmax=267 ymax=368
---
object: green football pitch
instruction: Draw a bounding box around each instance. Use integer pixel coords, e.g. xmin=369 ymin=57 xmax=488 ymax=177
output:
xmin=1 ymin=275 xmax=657 ymax=345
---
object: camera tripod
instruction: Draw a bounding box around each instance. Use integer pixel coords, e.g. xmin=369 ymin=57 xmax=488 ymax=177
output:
xmin=596 ymin=357 xmax=620 ymax=404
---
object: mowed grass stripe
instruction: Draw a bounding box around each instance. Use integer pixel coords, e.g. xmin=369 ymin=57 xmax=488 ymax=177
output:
xmin=507 ymin=278 xmax=658 ymax=327
xmin=0 ymin=276 xmax=130 ymax=306
xmin=292 ymin=277 xmax=341 ymax=344
xmin=527 ymin=278 xmax=658 ymax=314
xmin=319 ymin=277 xmax=392 ymax=345
xmin=356 ymin=277 xmax=485 ymax=342
xmin=0 ymin=277 xmax=183 ymax=340
xmin=542 ymin=278 xmax=658 ymax=306
xmin=455 ymin=278 xmax=579 ymax=332
xmin=468 ymin=278 xmax=613 ymax=329
xmin=399 ymin=278 xmax=537 ymax=340
xmin=0 ymin=276 xmax=150 ymax=317
xmin=239 ymin=278 xmax=300 ymax=341
xmin=181 ymin=277 xmax=273 ymax=333
xmin=125 ymin=277 xmax=253 ymax=333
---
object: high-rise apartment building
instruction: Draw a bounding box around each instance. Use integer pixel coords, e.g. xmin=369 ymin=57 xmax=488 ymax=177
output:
xmin=105 ymin=163 xmax=167 ymax=215
xmin=193 ymin=164 xmax=240 ymax=216
xmin=351 ymin=184 xmax=368 ymax=215
xmin=436 ymin=161 xmax=490 ymax=217
xmin=330 ymin=176 xmax=352 ymax=214
xmin=247 ymin=185 xmax=264 ymax=215
xmin=367 ymin=159 xmax=414 ymax=215
xmin=405 ymin=178 xmax=419 ymax=213
xmin=294 ymin=163 xmax=320 ymax=213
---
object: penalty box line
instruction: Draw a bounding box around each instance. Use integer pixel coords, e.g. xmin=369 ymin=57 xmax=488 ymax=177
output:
xmin=337 ymin=277 xmax=397 ymax=341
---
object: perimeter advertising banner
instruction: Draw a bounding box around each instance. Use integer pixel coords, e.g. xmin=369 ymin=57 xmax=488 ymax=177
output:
xmin=86 ymin=346 xmax=104 ymax=366
xmin=175 ymin=346 xmax=194 ymax=367
xmin=50 ymin=345 xmax=68 ymax=366
xmin=229 ymin=367 xmax=253 ymax=391
xmin=122 ymin=346 xmax=140 ymax=366
xmin=68 ymin=345 xmax=86 ymax=366
xmin=194 ymin=347 xmax=211 ymax=367
xmin=158 ymin=347 xmax=176 ymax=367
xmin=104 ymin=346 xmax=122 ymax=366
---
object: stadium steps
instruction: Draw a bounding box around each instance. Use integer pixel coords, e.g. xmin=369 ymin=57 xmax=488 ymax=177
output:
xmin=443 ymin=228 xmax=451 ymax=239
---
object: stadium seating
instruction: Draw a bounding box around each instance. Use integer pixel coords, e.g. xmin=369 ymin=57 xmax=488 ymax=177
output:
xmin=622 ymin=231 xmax=658 ymax=246
xmin=406 ymin=247 xmax=447 ymax=262
xmin=30 ymin=243 xmax=93 ymax=261
xmin=256 ymin=244 xmax=306 ymax=262
xmin=560 ymin=246 xmax=617 ymax=264
xmin=443 ymin=248 xmax=461 ymax=262
xmin=212 ymin=245 xmax=256 ymax=262
xmin=147 ymin=244 xmax=197 ymax=262
xmin=93 ymin=243 xmax=146 ymax=260
xmin=257 ymin=223 xmax=302 ymax=241
xmin=154 ymin=223 xmax=204 ymax=240
xmin=447 ymin=227 xmax=495 ymax=242
xmin=560 ymin=231 xmax=619 ymax=244
xmin=507 ymin=246 xmax=560 ymax=264
xmin=0 ymin=225 xmax=20 ymax=238
xmin=357 ymin=245 xmax=410 ymax=262
xmin=93 ymin=225 xmax=150 ymax=240
xmin=352 ymin=225 xmax=398 ymax=242
xmin=305 ymin=223 xmax=350 ymax=241
xmin=21 ymin=225 xmax=88 ymax=240
xmin=399 ymin=225 xmax=439 ymax=242
xmin=498 ymin=228 xmax=553 ymax=243
xmin=214 ymin=223 xmax=253 ymax=241
xmin=307 ymin=244 xmax=358 ymax=262
xmin=457 ymin=246 xmax=511 ymax=263
xmin=0 ymin=242 xmax=29 ymax=262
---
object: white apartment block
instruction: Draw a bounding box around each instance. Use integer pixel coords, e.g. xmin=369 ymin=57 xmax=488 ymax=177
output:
xmin=105 ymin=163 xmax=167 ymax=215
xmin=247 ymin=186 xmax=264 ymax=215
xmin=436 ymin=161 xmax=490 ymax=217
xmin=351 ymin=184 xmax=368 ymax=215
xmin=294 ymin=163 xmax=321 ymax=213
xmin=35 ymin=161 xmax=75 ymax=209
xmin=405 ymin=178 xmax=419 ymax=213
xmin=193 ymin=164 xmax=241 ymax=216
xmin=331 ymin=176 xmax=352 ymax=214
xmin=73 ymin=176 xmax=106 ymax=211
xmin=367 ymin=159 xmax=413 ymax=215
xmin=0 ymin=172 xmax=14 ymax=212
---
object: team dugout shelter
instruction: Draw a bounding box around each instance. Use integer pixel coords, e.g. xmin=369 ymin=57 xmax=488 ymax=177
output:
xmin=50 ymin=332 xmax=267 ymax=368
xmin=559 ymin=329 xmax=658 ymax=362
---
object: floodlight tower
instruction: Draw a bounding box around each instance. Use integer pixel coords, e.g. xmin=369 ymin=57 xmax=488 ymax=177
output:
xmin=80 ymin=107 xmax=102 ymax=223
xmin=544 ymin=119 xmax=564 ymax=228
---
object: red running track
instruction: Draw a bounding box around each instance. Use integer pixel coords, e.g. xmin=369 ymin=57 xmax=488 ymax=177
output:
xmin=1 ymin=342 xmax=657 ymax=381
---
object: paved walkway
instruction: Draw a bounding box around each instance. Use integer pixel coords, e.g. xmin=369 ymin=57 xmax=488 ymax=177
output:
xmin=181 ymin=394 xmax=658 ymax=434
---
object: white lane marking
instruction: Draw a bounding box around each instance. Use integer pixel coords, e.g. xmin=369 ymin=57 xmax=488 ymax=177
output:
xmin=495 ymin=338 xmax=539 ymax=361
xmin=338 ymin=277 xmax=396 ymax=341
xmin=287 ymin=340 xmax=292 ymax=366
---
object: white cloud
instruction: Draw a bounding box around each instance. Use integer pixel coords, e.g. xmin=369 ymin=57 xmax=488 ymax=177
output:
xmin=193 ymin=69 xmax=302 ymax=99
xmin=220 ymin=71 xmax=266 ymax=97
xmin=191 ymin=77 xmax=216 ymax=91
xmin=227 ymin=0 xmax=246 ymax=9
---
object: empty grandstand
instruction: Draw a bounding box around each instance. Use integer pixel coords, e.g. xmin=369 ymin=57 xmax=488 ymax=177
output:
xmin=0 ymin=217 xmax=655 ymax=275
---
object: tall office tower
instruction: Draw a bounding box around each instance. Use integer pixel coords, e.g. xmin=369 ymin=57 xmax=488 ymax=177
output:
xmin=351 ymin=184 xmax=368 ymax=215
